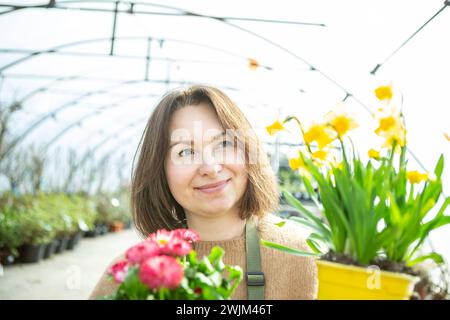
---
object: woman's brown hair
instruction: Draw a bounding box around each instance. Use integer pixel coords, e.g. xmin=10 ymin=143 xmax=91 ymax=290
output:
xmin=131 ymin=85 xmax=279 ymax=238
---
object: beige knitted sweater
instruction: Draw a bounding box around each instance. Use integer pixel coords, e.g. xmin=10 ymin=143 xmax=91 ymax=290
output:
xmin=89 ymin=214 xmax=318 ymax=300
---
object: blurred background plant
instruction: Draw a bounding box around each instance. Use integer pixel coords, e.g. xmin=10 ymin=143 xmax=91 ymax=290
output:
xmin=0 ymin=99 xmax=133 ymax=264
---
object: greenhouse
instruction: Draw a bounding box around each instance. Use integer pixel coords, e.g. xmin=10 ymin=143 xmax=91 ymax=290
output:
xmin=0 ymin=0 xmax=449 ymax=301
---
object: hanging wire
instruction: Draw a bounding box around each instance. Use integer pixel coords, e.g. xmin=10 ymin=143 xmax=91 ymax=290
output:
xmin=370 ymin=1 xmax=449 ymax=75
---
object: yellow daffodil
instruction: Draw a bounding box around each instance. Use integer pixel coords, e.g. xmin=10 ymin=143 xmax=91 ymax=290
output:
xmin=266 ymin=119 xmax=285 ymax=136
xmin=407 ymin=170 xmax=428 ymax=184
xmin=444 ymin=132 xmax=450 ymax=142
xmin=326 ymin=112 xmax=358 ymax=138
xmin=374 ymin=84 xmax=393 ymax=102
xmin=375 ymin=115 xmax=397 ymax=133
xmin=248 ymin=58 xmax=259 ymax=70
xmin=303 ymin=123 xmax=335 ymax=149
xmin=289 ymin=157 xmax=304 ymax=171
xmin=312 ymin=150 xmax=328 ymax=162
xmin=288 ymin=153 xmax=310 ymax=177
xmin=381 ymin=126 xmax=406 ymax=148
xmin=374 ymin=111 xmax=406 ymax=148
xmin=368 ymin=149 xmax=380 ymax=159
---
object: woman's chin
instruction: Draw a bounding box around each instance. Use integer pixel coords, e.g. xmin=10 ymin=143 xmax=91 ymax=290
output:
xmin=199 ymin=204 xmax=235 ymax=216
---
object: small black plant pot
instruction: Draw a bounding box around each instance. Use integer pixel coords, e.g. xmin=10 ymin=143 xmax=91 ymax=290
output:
xmin=84 ymin=229 xmax=97 ymax=238
xmin=0 ymin=249 xmax=16 ymax=266
xmin=100 ymin=224 xmax=109 ymax=235
xmin=54 ymin=237 xmax=69 ymax=254
xmin=18 ymin=244 xmax=45 ymax=263
xmin=95 ymin=224 xmax=104 ymax=236
xmin=43 ymin=241 xmax=58 ymax=259
xmin=66 ymin=232 xmax=83 ymax=250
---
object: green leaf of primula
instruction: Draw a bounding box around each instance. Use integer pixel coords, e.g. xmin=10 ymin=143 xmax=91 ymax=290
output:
xmin=200 ymin=256 xmax=215 ymax=274
xmin=208 ymin=271 xmax=223 ymax=287
xmin=195 ymin=272 xmax=214 ymax=287
xmin=208 ymin=246 xmax=225 ymax=271
xmin=122 ymin=266 xmax=150 ymax=300
xmin=188 ymin=250 xmax=198 ymax=264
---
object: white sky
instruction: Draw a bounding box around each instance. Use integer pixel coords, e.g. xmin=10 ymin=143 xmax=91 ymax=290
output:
xmin=1 ymin=0 xmax=449 ymax=260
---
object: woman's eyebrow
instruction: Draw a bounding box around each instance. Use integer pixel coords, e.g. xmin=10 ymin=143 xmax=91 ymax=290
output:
xmin=169 ymin=131 xmax=226 ymax=149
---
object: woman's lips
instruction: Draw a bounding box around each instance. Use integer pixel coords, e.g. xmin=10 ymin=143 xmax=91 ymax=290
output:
xmin=194 ymin=179 xmax=231 ymax=194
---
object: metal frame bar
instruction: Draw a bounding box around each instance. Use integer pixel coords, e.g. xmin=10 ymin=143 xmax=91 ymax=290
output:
xmin=0 ymin=0 xmax=326 ymax=27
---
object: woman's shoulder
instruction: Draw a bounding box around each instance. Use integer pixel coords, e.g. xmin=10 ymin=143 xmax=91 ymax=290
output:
xmin=88 ymin=253 xmax=125 ymax=300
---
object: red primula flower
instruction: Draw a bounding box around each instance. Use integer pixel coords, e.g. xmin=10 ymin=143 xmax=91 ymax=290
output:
xmin=108 ymin=260 xmax=129 ymax=284
xmin=161 ymin=238 xmax=192 ymax=257
xmin=172 ymin=228 xmax=200 ymax=243
xmin=139 ymin=255 xmax=184 ymax=290
xmin=146 ymin=229 xmax=197 ymax=257
xmin=125 ymin=241 xmax=160 ymax=264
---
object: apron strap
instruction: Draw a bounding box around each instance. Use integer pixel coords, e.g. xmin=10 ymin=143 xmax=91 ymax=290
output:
xmin=245 ymin=216 xmax=265 ymax=300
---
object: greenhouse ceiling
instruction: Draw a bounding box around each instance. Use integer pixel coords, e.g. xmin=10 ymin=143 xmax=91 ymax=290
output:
xmin=0 ymin=0 xmax=449 ymax=192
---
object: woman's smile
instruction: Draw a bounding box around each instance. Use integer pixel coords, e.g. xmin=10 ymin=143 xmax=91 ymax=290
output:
xmin=194 ymin=178 xmax=231 ymax=195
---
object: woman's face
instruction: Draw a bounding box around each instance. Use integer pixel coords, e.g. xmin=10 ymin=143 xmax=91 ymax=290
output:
xmin=165 ymin=103 xmax=248 ymax=220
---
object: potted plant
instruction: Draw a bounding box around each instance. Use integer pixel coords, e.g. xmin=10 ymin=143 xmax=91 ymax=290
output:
xmin=95 ymin=194 xmax=115 ymax=235
xmin=109 ymin=221 xmax=125 ymax=233
xmin=32 ymin=193 xmax=69 ymax=254
xmin=64 ymin=195 xmax=90 ymax=250
xmin=264 ymin=84 xmax=450 ymax=299
xmin=0 ymin=199 xmax=22 ymax=265
xmin=15 ymin=204 xmax=55 ymax=263
xmin=43 ymin=238 xmax=58 ymax=259
xmin=109 ymin=193 xmax=132 ymax=232
xmin=1 ymin=193 xmax=50 ymax=263
xmin=100 ymin=228 xmax=243 ymax=300
xmin=80 ymin=195 xmax=99 ymax=238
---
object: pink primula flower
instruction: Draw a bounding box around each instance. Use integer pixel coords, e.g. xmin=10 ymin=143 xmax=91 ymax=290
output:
xmin=139 ymin=255 xmax=184 ymax=290
xmin=172 ymin=228 xmax=200 ymax=243
xmin=146 ymin=229 xmax=196 ymax=257
xmin=162 ymin=238 xmax=192 ymax=257
xmin=108 ymin=260 xmax=129 ymax=283
xmin=125 ymin=241 xmax=160 ymax=264
xmin=147 ymin=229 xmax=174 ymax=246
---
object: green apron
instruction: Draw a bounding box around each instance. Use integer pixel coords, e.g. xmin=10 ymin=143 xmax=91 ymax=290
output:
xmin=245 ymin=217 xmax=265 ymax=300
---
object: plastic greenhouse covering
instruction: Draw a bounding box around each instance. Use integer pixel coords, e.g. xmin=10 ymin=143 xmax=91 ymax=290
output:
xmin=0 ymin=0 xmax=449 ymax=300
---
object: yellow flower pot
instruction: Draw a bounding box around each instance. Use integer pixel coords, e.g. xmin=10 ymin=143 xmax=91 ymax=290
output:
xmin=317 ymin=260 xmax=419 ymax=300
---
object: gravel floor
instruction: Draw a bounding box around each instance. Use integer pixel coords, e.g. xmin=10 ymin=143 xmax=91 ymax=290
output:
xmin=0 ymin=229 xmax=140 ymax=300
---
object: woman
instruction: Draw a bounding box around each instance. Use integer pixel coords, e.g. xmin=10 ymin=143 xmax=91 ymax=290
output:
xmin=89 ymin=85 xmax=318 ymax=300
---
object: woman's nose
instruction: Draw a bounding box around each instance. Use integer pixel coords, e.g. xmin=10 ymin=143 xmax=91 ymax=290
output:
xmin=198 ymin=148 xmax=223 ymax=176
xmin=198 ymin=163 xmax=223 ymax=176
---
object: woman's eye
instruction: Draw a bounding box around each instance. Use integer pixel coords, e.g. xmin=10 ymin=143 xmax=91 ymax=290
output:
xmin=178 ymin=148 xmax=194 ymax=157
xmin=219 ymin=140 xmax=233 ymax=148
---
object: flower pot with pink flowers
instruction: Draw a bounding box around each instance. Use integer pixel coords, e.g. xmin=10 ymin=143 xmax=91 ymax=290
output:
xmin=101 ymin=228 xmax=243 ymax=300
